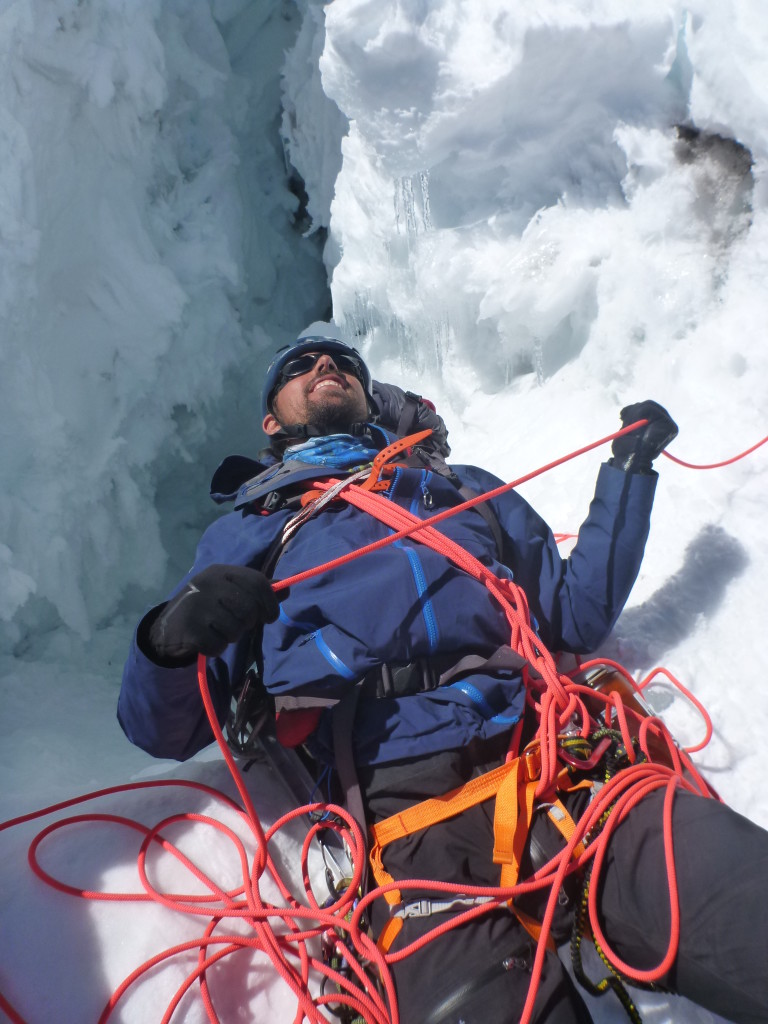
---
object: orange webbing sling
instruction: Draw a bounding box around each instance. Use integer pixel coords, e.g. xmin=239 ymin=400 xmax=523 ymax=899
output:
xmin=369 ymin=741 xmax=589 ymax=952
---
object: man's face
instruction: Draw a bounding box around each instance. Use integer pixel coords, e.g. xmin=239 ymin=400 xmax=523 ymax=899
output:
xmin=262 ymin=350 xmax=369 ymax=437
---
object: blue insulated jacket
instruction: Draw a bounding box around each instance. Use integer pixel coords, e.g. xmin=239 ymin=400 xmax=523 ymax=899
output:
xmin=118 ymin=456 xmax=656 ymax=766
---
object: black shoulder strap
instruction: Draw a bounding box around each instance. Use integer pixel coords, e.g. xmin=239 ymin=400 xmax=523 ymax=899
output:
xmin=224 ymin=523 xmax=299 ymax=757
xmin=409 ymin=448 xmax=506 ymax=563
xmin=455 ymin=483 xmax=505 ymax=563
xmin=396 ymin=391 xmax=422 ymax=437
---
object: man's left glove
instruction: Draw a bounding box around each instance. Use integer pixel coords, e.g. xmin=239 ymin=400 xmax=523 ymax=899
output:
xmin=609 ymin=400 xmax=678 ymax=474
xmin=142 ymin=564 xmax=282 ymax=667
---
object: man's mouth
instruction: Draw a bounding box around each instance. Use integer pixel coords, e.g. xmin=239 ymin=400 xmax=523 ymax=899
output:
xmin=310 ymin=375 xmax=347 ymax=395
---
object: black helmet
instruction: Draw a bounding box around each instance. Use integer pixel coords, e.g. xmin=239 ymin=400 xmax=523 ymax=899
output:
xmin=261 ymin=322 xmax=372 ymax=419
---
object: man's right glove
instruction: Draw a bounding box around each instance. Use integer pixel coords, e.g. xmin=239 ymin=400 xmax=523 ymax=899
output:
xmin=609 ymin=400 xmax=679 ymax=474
xmin=143 ymin=564 xmax=282 ymax=667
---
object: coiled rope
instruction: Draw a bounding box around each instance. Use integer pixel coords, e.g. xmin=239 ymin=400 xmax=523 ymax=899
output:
xmin=0 ymin=425 xmax=763 ymax=1023
xmin=323 ymin=469 xmax=716 ymax=1024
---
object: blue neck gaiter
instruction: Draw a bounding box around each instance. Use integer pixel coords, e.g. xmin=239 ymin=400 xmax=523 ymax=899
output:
xmin=282 ymin=433 xmax=380 ymax=470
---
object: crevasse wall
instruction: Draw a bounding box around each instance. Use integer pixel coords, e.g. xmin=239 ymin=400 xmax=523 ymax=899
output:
xmin=0 ymin=0 xmax=331 ymax=652
xmin=310 ymin=0 xmax=766 ymax=413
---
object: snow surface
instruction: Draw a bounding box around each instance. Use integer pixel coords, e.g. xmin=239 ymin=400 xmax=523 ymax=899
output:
xmin=1 ymin=0 xmax=767 ymax=1021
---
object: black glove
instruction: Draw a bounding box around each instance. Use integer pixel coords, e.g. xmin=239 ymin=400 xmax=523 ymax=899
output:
xmin=144 ymin=564 xmax=282 ymax=666
xmin=609 ymin=400 xmax=678 ymax=473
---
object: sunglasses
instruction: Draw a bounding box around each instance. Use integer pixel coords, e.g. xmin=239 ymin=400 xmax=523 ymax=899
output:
xmin=272 ymin=350 xmax=365 ymax=397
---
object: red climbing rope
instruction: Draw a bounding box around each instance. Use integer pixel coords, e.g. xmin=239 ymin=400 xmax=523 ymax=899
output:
xmin=0 ymin=421 xmax=763 ymax=1023
xmin=1 ymin=764 xmax=392 ymax=1023
xmin=662 ymin=433 xmax=768 ymax=470
xmin=325 ymin=481 xmax=717 ymax=1023
xmin=271 ymin=419 xmax=650 ymax=594
xmin=0 ymin=992 xmax=25 ymax=1024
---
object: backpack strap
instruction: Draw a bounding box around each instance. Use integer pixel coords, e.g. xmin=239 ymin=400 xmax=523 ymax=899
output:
xmin=396 ymin=390 xmax=423 ymax=436
xmin=224 ymin=514 xmax=311 ymax=756
xmin=408 ymin=446 xmax=506 ymax=562
xmin=455 ymin=481 xmax=505 ymax=562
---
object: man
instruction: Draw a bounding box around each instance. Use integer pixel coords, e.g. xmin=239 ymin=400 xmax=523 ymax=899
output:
xmin=119 ymin=323 xmax=768 ymax=1024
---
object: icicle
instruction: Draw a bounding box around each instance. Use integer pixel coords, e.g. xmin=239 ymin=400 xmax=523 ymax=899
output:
xmin=420 ymin=170 xmax=432 ymax=232
xmin=533 ymin=337 xmax=545 ymax=386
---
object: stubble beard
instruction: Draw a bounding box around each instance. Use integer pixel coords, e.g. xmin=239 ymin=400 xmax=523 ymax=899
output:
xmin=306 ymin=396 xmax=363 ymax=434
xmin=301 ymin=384 xmax=368 ymax=435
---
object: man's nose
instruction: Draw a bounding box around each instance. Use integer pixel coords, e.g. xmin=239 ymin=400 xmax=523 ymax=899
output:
xmin=314 ymin=353 xmax=339 ymax=374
